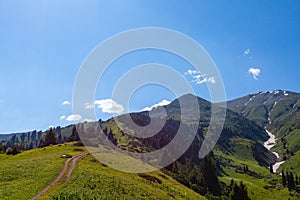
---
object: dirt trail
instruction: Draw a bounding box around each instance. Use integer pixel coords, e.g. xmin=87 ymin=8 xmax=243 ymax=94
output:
xmin=31 ymin=153 xmax=89 ymax=200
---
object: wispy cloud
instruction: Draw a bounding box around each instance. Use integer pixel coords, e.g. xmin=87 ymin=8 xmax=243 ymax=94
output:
xmin=59 ymin=115 xmax=66 ymax=120
xmin=184 ymin=69 xmax=201 ymax=75
xmin=62 ymin=100 xmax=71 ymax=105
xmin=243 ymin=48 xmax=251 ymax=56
xmin=142 ymin=99 xmax=171 ymax=111
xmin=248 ymin=67 xmax=261 ymax=80
xmin=66 ymin=114 xmax=82 ymax=121
xmin=85 ymin=99 xmax=124 ymax=114
xmin=192 ymin=75 xmax=216 ymax=84
xmin=184 ymin=69 xmax=216 ymax=85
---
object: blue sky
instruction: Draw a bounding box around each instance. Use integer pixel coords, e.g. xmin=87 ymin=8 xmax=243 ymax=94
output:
xmin=0 ymin=0 xmax=299 ymax=134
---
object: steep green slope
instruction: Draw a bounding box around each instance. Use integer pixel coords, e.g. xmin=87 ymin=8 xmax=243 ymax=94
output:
xmin=227 ymin=90 xmax=300 ymax=186
xmin=51 ymin=154 xmax=205 ymax=200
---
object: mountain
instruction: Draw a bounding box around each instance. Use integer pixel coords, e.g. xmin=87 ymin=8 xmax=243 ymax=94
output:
xmin=1 ymin=92 xmax=300 ymax=199
xmin=227 ymin=90 xmax=300 ymax=133
xmin=0 ymin=93 xmax=278 ymax=174
xmin=227 ymin=90 xmax=300 ymax=174
xmin=108 ymin=94 xmax=275 ymax=166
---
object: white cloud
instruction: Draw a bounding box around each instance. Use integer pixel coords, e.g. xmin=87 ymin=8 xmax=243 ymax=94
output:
xmin=248 ymin=67 xmax=261 ymax=80
xmin=192 ymin=75 xmax=216 ymax=84
xmin=184 ymin=69 xmax=216 ymax=85
xmin=184 ymin=69 xmax=201 ymax=75
xmin=60 ymin=115 xmax=66 ymax=120
xmin=84 ymin=103 xmax=94 ymax=109
xmin=62 ymin=100 xmax=71 ymax=105
xmin=66 ymin=114 xmax=82 ymax=121
xmin=243 ymin=48 xmax=251 ymax=56
xmin=142 ymin=99 xmax=171 ymax=111
xmin=87 ymin=99 xmax=124 ymax=114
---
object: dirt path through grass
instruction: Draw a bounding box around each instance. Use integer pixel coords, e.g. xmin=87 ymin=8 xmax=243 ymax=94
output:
xmin=31 ymin=153 xmax=89 ymax=200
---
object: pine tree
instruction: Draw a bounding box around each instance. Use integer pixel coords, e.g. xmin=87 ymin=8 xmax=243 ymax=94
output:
xmin=107 ymin=129 xmax=117 ymax=145
xmin=282 ymin=171 xmax=287 ymax=187
xmin=27 ymin=132 xmax=30 ymax=142
xmin=44 ymin=128 xmax=57 ymax=146
xmin=28 ymin=142 xmax=33 ymax=150
xmin=286 ymin=171 xmax=295 ymax=190
xmin=229 ymin=181 xmax=251 ymax=200
xmin=39 ymin=139 xmax=46 ymax=148
xmin=57 ymin=134 xmax=63 ymax=144
xmin=31 ymin=130 xmax=37 ymax=141
xmin=230 ymin=179 xmax=235 ymax=188
xmin=269 ymin=164 xmax=274 ymax=174
xmin=68 ymin=125 xmax=80 ymax=142
xmin=289 ymin=172 xmax=295 ymax=189
xmin=20 ymin=133 xmax=26 ymax=144
xmin=239 ymin=181 xmax=251 ymax=200
xmin=200 ymin=155 xmax=221 ymax=196
xmin=8 ymin=134 xmax=17 ymax=148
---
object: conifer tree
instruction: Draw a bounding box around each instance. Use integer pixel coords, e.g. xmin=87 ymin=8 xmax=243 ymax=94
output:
xmin=39 ymin=139 xmax=45 ymax=148
xmin=44 ymin=128 xmax=57 ymax=146
xmin=68 ymin=125 xmax=80 ymax=142
xmin=282 ymin=171 xmax=286 ymax=187
xmin=200 ymin=155 xmax=221 ymax=196
xmin=269 ymin=164 xmax=274 ymax=174
xmin=57 ymin=134 xmax=63 ymax=144
xmin=289 ymin=172 xmax=295 ymax=189
xmin=286 ymin=171 xmax=295 ymax=190
xmin=229 ymin=181 xmax=251 ymax=200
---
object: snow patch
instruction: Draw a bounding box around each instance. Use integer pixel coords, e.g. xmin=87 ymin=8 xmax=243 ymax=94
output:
xmin=264 ymin=129 xmax=286 ymax=173
xmin=244 ymin=97 xmax=253 ymax=106
xmin=273 ymin=161 xmax=285 ymax=173
xmin=264 ymin=130 xmax=276 ymax=150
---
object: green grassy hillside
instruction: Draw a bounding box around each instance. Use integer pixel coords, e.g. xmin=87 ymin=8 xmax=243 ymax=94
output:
xmin=0 ymin=143 xmax=81 ymax=200
xmin=0 ymin=143 xmax=205 ymax=200
xmin=51 ymin=154 xmax=205 ymax=200
xmin=215 ymin=149 xmax=300 ymax=200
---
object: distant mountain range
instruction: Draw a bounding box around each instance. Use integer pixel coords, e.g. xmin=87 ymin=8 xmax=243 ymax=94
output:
xmin=2 ymin=90 xmax=299 ymax=166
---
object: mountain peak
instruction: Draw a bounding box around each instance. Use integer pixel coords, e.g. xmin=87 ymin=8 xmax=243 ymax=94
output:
xmin=227 ymin=89 xmax=300 ymax=128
